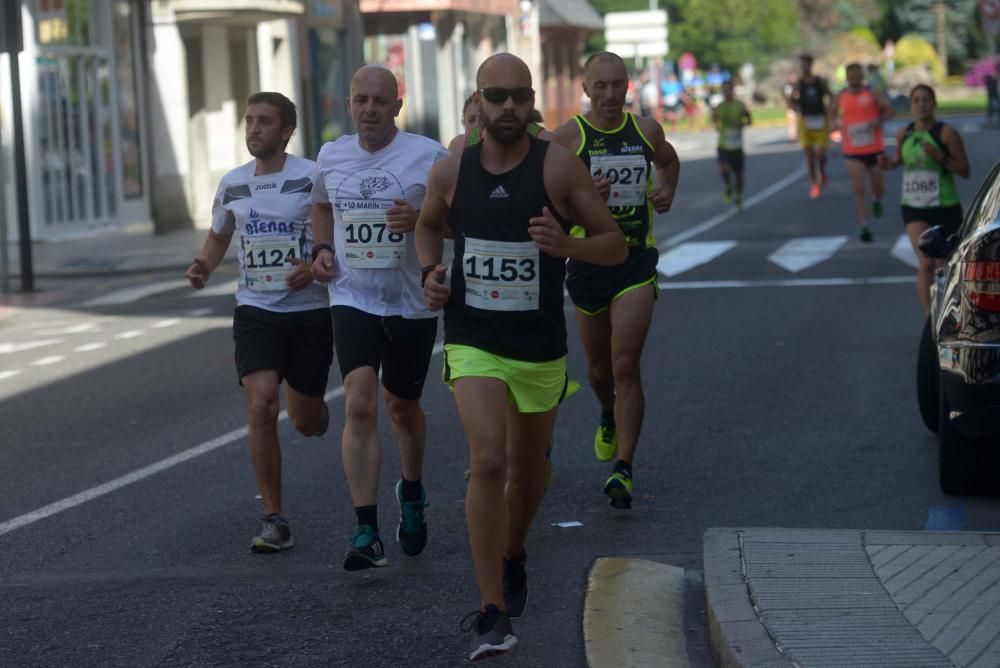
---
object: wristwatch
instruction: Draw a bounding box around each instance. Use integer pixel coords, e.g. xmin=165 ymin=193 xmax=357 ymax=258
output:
xmin=311 ymin=243 xmax=333 ymax=261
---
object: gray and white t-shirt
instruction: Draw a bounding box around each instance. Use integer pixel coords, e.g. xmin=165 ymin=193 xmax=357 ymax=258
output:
xmin=312 ymin=131 xmax=449 ymax=319
xmin=212 ymin=155 xmax=329 ymax=312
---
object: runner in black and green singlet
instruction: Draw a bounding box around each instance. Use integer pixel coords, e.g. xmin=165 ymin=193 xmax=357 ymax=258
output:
xmin=553 ymin=51 xmax=680 ymax=510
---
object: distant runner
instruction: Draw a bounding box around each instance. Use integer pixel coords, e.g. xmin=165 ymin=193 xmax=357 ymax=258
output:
xmin=792 ymin=54 xmax=833 ymax=199
xmin=712 ymin=81 xmax=752 ymax=209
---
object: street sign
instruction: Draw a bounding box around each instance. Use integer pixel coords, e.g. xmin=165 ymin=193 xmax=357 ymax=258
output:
xmin=604 ymin=10 xmax=668 ymax=58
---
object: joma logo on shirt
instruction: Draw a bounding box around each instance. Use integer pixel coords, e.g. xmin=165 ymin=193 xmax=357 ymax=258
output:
xmin=255 ymin=183 xmax=277 ymax=191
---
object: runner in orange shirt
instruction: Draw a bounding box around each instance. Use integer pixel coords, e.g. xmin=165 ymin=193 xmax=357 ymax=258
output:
xmin=830 ymin=62 xmax=895 ymax=242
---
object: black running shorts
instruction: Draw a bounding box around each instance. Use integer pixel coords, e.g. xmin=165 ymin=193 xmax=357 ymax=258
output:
xmin=567 ymin=246 xmax=659 ymax=316
xmin=233 ymin=305 xmax=333 ymax=397
xmin=902 ymin=204 xmax=963 ymax=236
xmin=717 ymin=148 xmax=745 ymax=173
xmin=331 ymin=306 xmax=438 ymax=401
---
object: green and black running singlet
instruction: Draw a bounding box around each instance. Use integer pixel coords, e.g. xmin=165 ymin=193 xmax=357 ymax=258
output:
xmin=445 ymin=136 xmax=570 ymax=362
xmin=572 ymin=112 xmax=656 ymax=249
xmin=900 ymin=122 xmax=959 ymax=209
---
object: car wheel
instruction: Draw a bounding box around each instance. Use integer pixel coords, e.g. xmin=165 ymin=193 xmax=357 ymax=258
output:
xmin=939 ymin=389 xmax=972 ymax=495
xmin=917 ymin=317 xmax=939 ymax=433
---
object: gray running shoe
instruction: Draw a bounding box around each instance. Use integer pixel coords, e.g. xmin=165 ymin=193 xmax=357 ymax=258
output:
xmin=251 ymin=513 xmax=293 ymax=553
xmin=343 ymin=524 xmax=388 ymax=571
xmin=462 ymin=604 xmax=517 ymax=661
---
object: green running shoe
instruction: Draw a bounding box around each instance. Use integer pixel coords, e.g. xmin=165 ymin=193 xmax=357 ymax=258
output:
xmin=859 ymin=225 xmax=874 ymax=243
xmin=872 ymin=199 xmax=883 ymax=218
xmin=395 ymin=479 xmax=428 ymax=556
xmin=594 ymin=416 xmax=618 ymax=462
xmin=343 ymin=524 xmax=388 ymax=571
xmin=604 ymin=471 xmax=633 ymax=509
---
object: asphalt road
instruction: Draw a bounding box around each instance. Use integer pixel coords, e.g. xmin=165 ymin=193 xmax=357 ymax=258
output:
xmin=2 ymin=120 xmax=999 ymax=668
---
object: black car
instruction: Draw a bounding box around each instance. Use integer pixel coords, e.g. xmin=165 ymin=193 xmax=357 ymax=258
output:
xmin=917 ymin=161 xmax=1000 ymax=494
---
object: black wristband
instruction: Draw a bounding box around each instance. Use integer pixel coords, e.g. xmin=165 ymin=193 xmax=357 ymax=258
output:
xmin=311 ymin=244 xmax=333 ymax=261
xmin=420 ymin=264 xmax=437 ymax=287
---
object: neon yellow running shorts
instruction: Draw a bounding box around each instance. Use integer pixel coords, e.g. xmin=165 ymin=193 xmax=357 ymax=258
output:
xmin=443 ymin=344 xmax=579 ymax=413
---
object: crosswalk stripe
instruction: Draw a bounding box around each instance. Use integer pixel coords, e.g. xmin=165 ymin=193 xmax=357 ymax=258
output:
xmin=188 ymin=279 xmax=238 ymax=298
xmin=657 ymin=241 xmax=736 ymax=278
xmin=83 ymin=280 xmax=190 ymax=307
xmin=768 ymin=235 xmax=848 ymax=273
xmin=0 ymin=339 xmax=63 ymax=354
xmin=891 ymin=233 xmax=920 ymax=269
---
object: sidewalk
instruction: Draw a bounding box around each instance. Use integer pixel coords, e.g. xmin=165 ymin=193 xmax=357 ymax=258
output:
xmin=704 ymin=528 xmax=1000 ymax=668
xmin=2 ymin=226 xmax=216 ymax=280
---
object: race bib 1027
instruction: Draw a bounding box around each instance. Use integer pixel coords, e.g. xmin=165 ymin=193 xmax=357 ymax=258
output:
xmin=590 ymin=154 xmax=648 ymax=207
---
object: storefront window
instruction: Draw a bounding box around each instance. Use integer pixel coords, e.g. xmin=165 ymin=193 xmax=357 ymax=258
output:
xmin=36 ymin=0 xmax=92 ymax=47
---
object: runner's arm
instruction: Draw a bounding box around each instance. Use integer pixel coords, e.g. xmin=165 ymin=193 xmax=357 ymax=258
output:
xmin=447 ymin=133 xmax=466 ymax=155
xmin=828 ymin=91 xmax=842 ymax=129
xmin=940 ymin=126 xmax=971 ymax=178
xmin=538 ymin=145 xmax=626 ymax=265
xmin=415 ymin=158 xmax=455 ymax=268
xmin=882 ymin=127 xmax=906 ymax=170
xmin=742 ymin=103 xmax=752 ymax=126
xmin=642 ymin=118 xmax=680 ymax=214
xmin=877 ymin=92 xmax=895 ymax=121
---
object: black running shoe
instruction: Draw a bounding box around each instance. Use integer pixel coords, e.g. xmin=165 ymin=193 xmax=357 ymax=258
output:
xmin=461 ymin=604 xmax=517 ymax=661
xmin=503 ymin=550 xmax=528 ymax=618
xmin=343 ymin=524 xmax=388 ymax=571
xmin=395 ymin=479 xmax=428 ymax=556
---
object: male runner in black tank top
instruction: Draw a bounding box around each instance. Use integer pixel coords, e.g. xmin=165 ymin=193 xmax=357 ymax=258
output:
xmin=415 ymin=53 xmax=626 ymax=662
xmin=792 ymin=54 xmax=833 ymax=199
xmin=553 ymin=51 xmax=680 ymax=511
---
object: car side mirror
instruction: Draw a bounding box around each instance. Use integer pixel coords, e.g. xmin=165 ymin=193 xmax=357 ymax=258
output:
xmin=918 ymin=225 xmax=954 ymax=260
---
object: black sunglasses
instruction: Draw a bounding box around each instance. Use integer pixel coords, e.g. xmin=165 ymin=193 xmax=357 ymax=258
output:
xmin=479 ymin=87 xmax=534 ymax=105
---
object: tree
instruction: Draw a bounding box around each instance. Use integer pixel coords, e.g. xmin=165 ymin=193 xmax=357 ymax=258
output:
xmin=667 ymin=0 xmax=799 ymax=71
xmin=893 ymin=0 xmax=979 ymax=64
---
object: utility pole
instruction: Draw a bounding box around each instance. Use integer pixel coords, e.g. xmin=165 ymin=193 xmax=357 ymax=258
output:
xmin=935 ymin=0 xmax=949 ymax=78
xmin=2 ymin=0 xmax=33 ymax=292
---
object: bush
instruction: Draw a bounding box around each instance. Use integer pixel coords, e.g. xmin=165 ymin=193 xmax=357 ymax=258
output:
xmin=894 ymin=34 xmax=943 ymax=82
xmin=848 ymin=26 xmax=880 ymax=50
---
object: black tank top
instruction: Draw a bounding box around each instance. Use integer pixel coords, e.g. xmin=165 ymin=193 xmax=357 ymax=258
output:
xmin=798 ymin=78 xmax=827 ymax=115
xmin=445 ymin=136 xmax=570 ymax=362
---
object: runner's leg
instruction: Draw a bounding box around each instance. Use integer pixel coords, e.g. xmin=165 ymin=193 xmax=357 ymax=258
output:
xmin=844 ymin=158 xmax=871 ymax=226
xmin=243 ymin=370 xmax=283 ymax=515
xmin=456 ymin=376 xmax=511 ymax=609
xmin=384 ymin=389 xmax=426 ymax=482
xmin=906 ymin=221 xmax=933 ymax=315
xmin=342 ymin=367 xmax=381 ymax=506
xmin=576 ymin=309 xmax=614 ymax=416
xmin=285 ymin=385 xmax=327 ymax=436
xmin=504 ymin=406 xmax=558 ymax=559
xmin=608 ymin=285 xmax=655 ymax=466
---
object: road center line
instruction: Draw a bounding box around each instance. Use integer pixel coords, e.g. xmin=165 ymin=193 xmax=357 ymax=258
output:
xmin=0 ymin=343 xmax=446 ymax=536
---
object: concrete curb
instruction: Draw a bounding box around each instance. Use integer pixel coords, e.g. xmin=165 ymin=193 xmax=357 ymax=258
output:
xmin=703 ymin=528 xmax=792 ymax=668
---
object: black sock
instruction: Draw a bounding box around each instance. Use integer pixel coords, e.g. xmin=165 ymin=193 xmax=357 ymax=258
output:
xmin=355 ymin=505 xmax=378 ymax=532
xmin=400 ymin=477 xmax=423 ymax=502
xmin=600 ymin=410 xmax=615 ymax=428
xmin=613 ymin=460 xmax=632 ymax=479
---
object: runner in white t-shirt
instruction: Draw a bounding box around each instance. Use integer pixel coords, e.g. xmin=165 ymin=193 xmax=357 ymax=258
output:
xmin=185 ymin=92 xmax=333 ymax=553
xmin=311 ymin=65 xmax=449 ymax=571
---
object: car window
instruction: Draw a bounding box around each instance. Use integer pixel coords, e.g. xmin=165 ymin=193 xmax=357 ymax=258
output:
xmin=957 ymin=162 xmax=1000 ymax=239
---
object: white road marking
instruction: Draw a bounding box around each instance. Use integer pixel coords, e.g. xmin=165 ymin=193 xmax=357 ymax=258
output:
xmin=659 ymin=275 xmax=914 ymax=290
xmin=892 ymin=233 xmax=920 ymax=269
xmin=0 ymin=339 xmax=63 ymax=354
xmin=151 ymin=318 xmax=181 ymax=329
xmin=74 ymin=342 xmax=107 ymax=353
xmin=183 ymin=308 xmax=215 ymax=318
xmin=659 ymin=168 xmax=807 ymax=249
xmin=657 ymin=241 xmax=736 ymax=277
xmin=82 ymin=280 xmax=190 ymax=307
xmin=188 ymin=280 xmax=238 ymax=298
xmin=30 ymin=355 xmax=65 ymax=366
xmin=36 ymin=322 xmax=104 ymax=336
xmin=768 ymin=235 xmax=849 ymax=273
xmin=114 ymin=330 xmax=145 ymax=340
xmin=0 ymin=370 xmax=22 ymax=381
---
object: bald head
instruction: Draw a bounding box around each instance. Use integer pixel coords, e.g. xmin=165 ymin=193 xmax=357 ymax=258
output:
xmin=583 ymin=51 xmax=627 ymax=77
xmin=349 ymin=65 xmax=402 ymax=151
xmin=476 ymin=53 xmax=532 ymax=90
xmin=351 ymin=65 xmax=398 ymax=99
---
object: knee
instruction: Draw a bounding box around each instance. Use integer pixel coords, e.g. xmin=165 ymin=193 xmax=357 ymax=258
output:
xmin=469 ymin=446 xmax=506 ymax=482
xmin=612 ymin=351 xmax=642 ymax=387
xmin=588 ymin=360 xmax=613 ymax=386
xmin=289 ymin=405 xmax=324 ymax=437
xmin=344 ymin=391 xmax=377 ymax=427
xmin=385 ymin=396 xmax=423 ymax=431
xmin=248 ymin=393 xmax=280 ymax=429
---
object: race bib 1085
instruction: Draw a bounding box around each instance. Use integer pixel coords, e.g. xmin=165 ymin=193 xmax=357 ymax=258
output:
xmin=902 ymin=169 xmax=941 ymax=208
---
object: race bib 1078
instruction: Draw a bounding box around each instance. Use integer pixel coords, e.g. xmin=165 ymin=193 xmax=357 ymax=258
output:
xmin=341 ymin=209 xmax=406 ymax=269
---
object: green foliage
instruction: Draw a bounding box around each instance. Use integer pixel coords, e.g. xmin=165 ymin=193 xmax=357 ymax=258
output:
xmin=848 ymin=26 xmax=880 ymax=48
xmin=892 ymin=0 xmax=978 ymax=62
xmin=668 ymin=0 xmax=798 ymax=70
xmin=895 ymin=33 xmax=945 ymax=80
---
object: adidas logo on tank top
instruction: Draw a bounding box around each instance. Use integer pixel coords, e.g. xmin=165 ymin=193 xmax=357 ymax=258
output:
xmin=489 ymin=185 xmax=510 ymax=199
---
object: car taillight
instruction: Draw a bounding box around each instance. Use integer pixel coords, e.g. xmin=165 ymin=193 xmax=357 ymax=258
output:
xmin=963 ymin=261 xmax=1000 ymax=311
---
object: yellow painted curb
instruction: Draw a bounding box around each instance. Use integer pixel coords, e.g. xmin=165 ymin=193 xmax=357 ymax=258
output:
xmin=584 ymin=558 xmax=688 ymax=668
